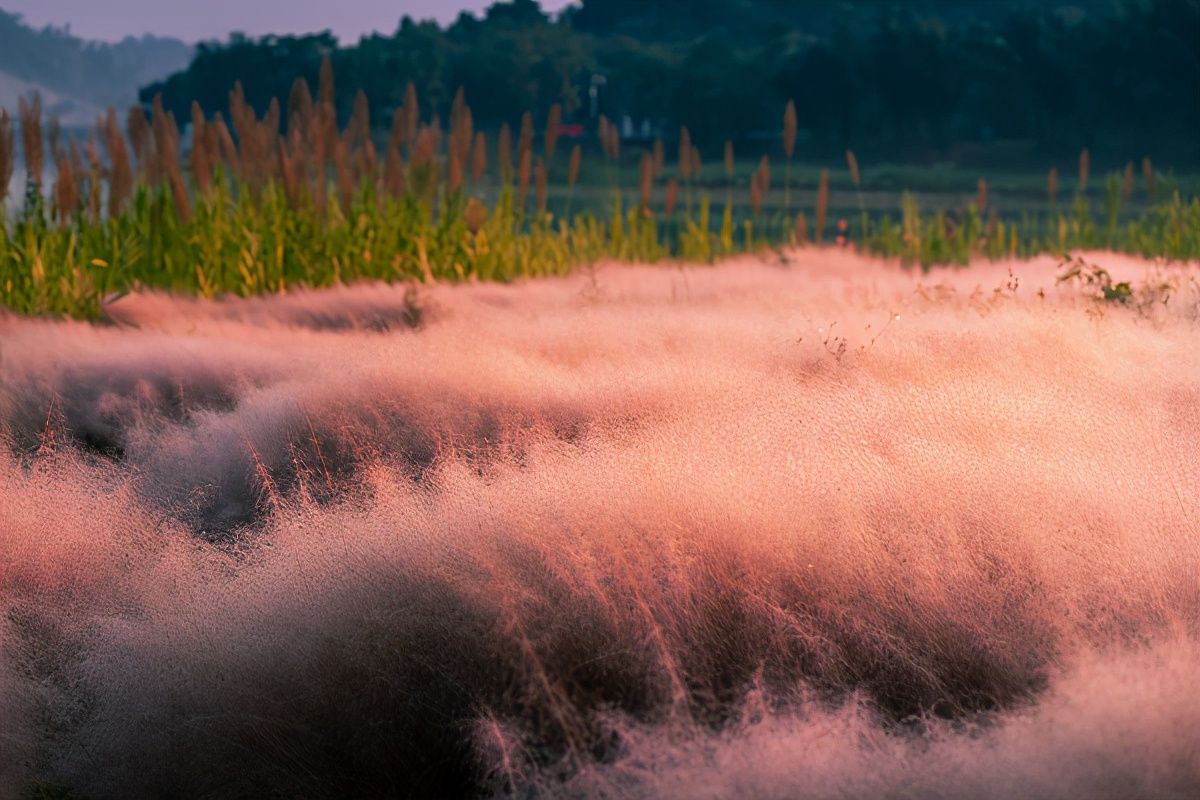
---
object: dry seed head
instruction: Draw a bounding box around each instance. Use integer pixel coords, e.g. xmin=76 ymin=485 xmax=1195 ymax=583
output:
xmin=190 ymin=102 xmax=213 ymax=194
xmin=783 ymin=99 xmax=797 ymax=159
xmin=518 ymin=111 xmax=534 ymax=160
xmin=318 ymin=56 xmax=335 ymax=107
xmin=845 ymin=149 xmax=860 ymax=188
xmin=1122 ymin=162 xmax=1134 ymax=199
xmin=53 ymin=151 xmax=79 ymax=223
xmin=1047 ymin=167 xmax=1059 ymax=204
xmin=544 ymin=104 xmax=562 ymax=162
xmin=795 ymin=211 xmax=809 ymax=244
xmin=652 ymin=138 xmax=664 ymax=177
xmin=665 ymin=178 xmax=678 ymax=216
xmin=101 ymin=108 xmax=134 ymax=216
xmin=1142 ymin=156 xmax=1155 ymax=199
xmin=403 ymin=84 xmax=419 ymax=148
xmin=568 ymin=144 xmax=581 ymax=189
xmin=639 ymin=152 xmax=653 ymax=210
xmin=19 ymin=93 xmax=44 ymax=188
xmin=724 ymin=140 xmax=734 ymax=178
xmin=749 ymin=170 xmax=763 ymax=215
xmin=976 ymin=178 xmax=988 ymax=212
xmin=518 ymin=146 xmax=532 ymax=205
xmin=0 ymin=109 xmax=13 ymax=206
xmin=757 ymin=155 xmax=771 ymax=196
xmin=464 ymin=196 xmax=487 ymax=234
xmin=384 ymin=140 xmax=406 ymax=198
xmin=1078 ymin=148 xmax=1090 ymax=192
xmin=535 ymin=156 xmax=547 ymax=213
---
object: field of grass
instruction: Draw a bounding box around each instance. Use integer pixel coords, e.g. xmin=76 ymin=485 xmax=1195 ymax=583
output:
xmin=1 ymin=249 xmax=1197 ymax=797
xmin=1 ymin=79 xmax=1198 ymax=320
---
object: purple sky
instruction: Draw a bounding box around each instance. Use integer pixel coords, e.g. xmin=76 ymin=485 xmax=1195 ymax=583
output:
xmin=3 ymin=1 xmax=574 ymax=43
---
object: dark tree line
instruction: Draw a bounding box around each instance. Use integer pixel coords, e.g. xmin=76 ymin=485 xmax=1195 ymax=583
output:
xmin=142 ymin=0 xmax=1200 ymax=166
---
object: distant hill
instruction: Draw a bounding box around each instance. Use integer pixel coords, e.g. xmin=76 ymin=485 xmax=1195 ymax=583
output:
xmin=0 ymin=8 xmax=192 ymax=124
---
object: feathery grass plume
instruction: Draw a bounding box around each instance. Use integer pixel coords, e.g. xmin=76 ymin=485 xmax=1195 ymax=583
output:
xmin=278 ymin=135 xmax=303 ymax=209
xmin=332 ymin=138 xmax=354 ymax=213
xmin=568 ymin=144 xmax=581 ymax=190
xmin=84 ymin=135 xmax=103 ymax=222
xmin=757 ymin=155 xmax=771 ymax=198
xmin=497 ymin=123 xmax=513 ymax=179
xmin=52 ymin=150 xmax=78 ymax=223
xmin=652 ymin=138 xmax=664 ymax=178
xmin=447 ymin=143 xmax=464 ymax=194
xmin=845 ymin=149 xmax=861 ymax=188
xmin=19 ymin=94 xmax=44 ymax=194
xmin=535 ymin=157 xmax=548 ymax=214
xmin=190 ymin=102 xmax=213 ymax=194
xmin=1078 ymin=148 xmax=1090 ymax=194
xmin=287 ymin=77 xmax=313 ymax=133
xmin=402 ymin=83 xmax=419 ymax=152
xmin=678 ymin=126 xmax=692 ymax=183
xmin=0 ymin=109 xmax=13 ymax=207
xmin=68 ymin=137 xmax=83 ymax=182
xmin=126 ymin=105 xmax=156 ymax=185
xmin=47 ymin=115 xmax=63 ymax=163
xmin=690 ymin=146 xmax=702 ymax=182
xmin=597 ymin=115 xmax=611 ymax=161
xmin=1047 ymin=167 xmax=1059 ymax=206
xmin=1122 ymin=162 xmax=1134 ymax=199
xmin=639 ymin=152 xmax=653 ymax=211
xmin=816 ymin=168 xmax=830 ymax=244
xmin=976 ymin=178 xmax=988 ymax=212
xmin=783 ymin=99 xmax=797 ymax=212
xmin=383 ymin=139 xmax=406 ymax=198
xmin=517 ymin=146 xmax=532 ymax=209
xmin=544 ymin=104 xmax=562 ymax=163
xmin=101 ymin=108 xmax=134 ymax=216
xmin=723 ymin=140 xmax=734 ymax=179
xmin=795 ymin=210 xmax=809 ymax=244
xmin=348 ymin=90 xmax=371 ymax=152
xmin=606 ymin=120 xmax=621 ymax=162
xmin=211 ymin=113 xmax=240 ymax=180
xmin=1142 ymin=156 xmax=1155 ymax=200
xmin=151 ymin=98 xmax=190 ymax=222
xmin=318 ymin=55 xmax=335 ymax=107
xmin=471 ymin=132 xmax=488 ymax=184
xmin=409 ymin=125 xmax=437 ymax=200
xmin=749 ymin=167 xmax=764 ymax=216
xmin=518 ymin=112 xmax=534 ymax=163
xmin=665 ymin=177 xmax=678 ymax=216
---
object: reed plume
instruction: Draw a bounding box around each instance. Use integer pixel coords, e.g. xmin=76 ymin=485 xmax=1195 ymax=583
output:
xmin=52 ymin=150 xmax=79 ymax=224
xmin=518 ymin=112 xmax=534 ymax=164
xmin=1122 ymin=162 xmax=1134 ymax=199
xmin=471 ymin=132 xmax=488 ymax=184
xmin=816 ymin=168 xmax=830 ymax=244
xmin=568 ymin=144 xmax=581 ymax=190
xmin=535 ymin=157 xmax=548 ymax=214
xmin=690 ymin=146 xmax=702 ymax=183
xmin=518 ymin=147 xmax=532 ymax=209
xmin=190 ymin=102 xmax=213 ymax=195
xmin=665 ymin=177 xmax=678 ymax=216
xmin=1047 ymin=167 xmax=1059 ymax=206
xmin=1142 ymin=156 xmax=1155 ymax=200
xmin=402 ymin=83 xmax=419 ymax=152
xmin=976 ymin=178 xmax=988 ymax=212
xmin=84 ymin=136 xmax=103 ymax=222
xmin=639 ymin=152 xmax=653 ymax=211
xmin=723 ymin=140 xmax=734 ymax=179
xmin=497 ymin=123 xmax=513 ymax=180
xmin=1078 ymin=148 xmax=1090 ymax=194
xmin=846 ymin=149 xmax=860 ymax=188
xmin=652 ymin=138 xmax=664 ymax=178
xmin=678 ymin=126 xmax=692 ymax=183
xmin=19 ymin=94 xmax=44 ymax=193
xmin=318 ymin=56 xmax=335 ymax=107
xmin=383 ymin=139 xmax=406 ymax=198
xmin=0 ymin=110 xmax=13 ymax=207
xmin=101 ymin=108 xmax=134 ymax=216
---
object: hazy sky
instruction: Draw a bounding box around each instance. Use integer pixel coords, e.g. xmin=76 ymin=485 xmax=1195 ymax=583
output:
xmin=2 ymin=1 xmax=575 ymax=43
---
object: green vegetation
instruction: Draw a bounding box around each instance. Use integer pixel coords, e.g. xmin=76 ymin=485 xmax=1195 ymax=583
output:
xmin=1 ymin=65 xmax=1198 ymax=320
